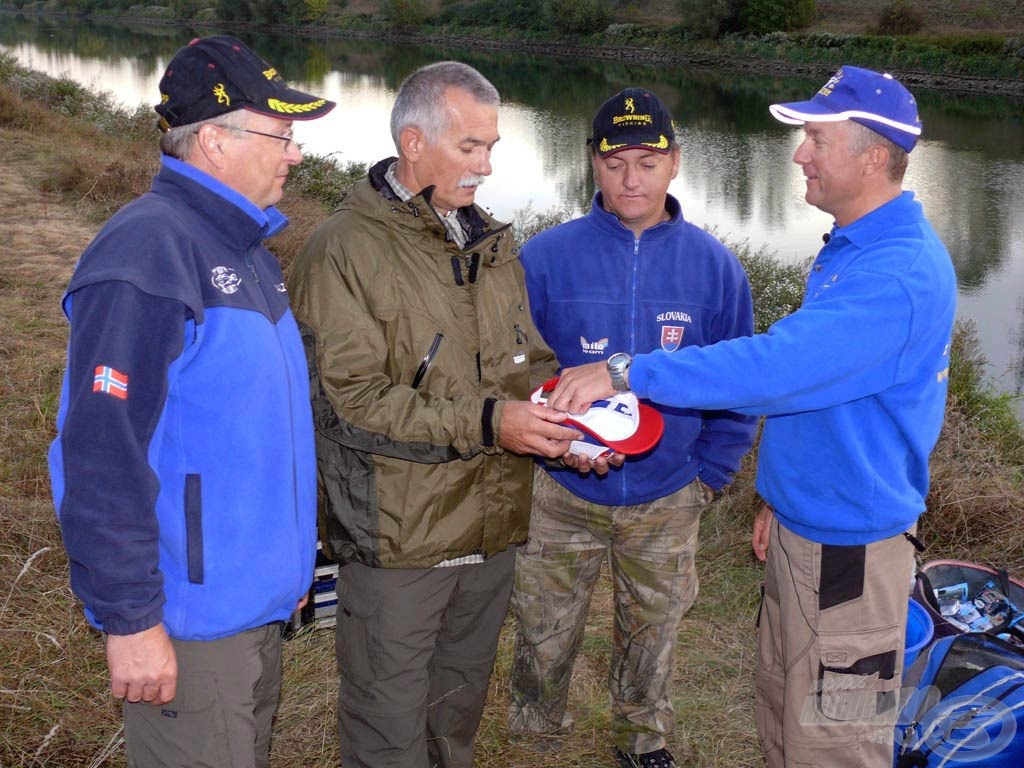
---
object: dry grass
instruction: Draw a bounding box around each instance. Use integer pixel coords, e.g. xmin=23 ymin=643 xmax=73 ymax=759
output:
xmin=1 ymin=70 xmax=1023 ymax=768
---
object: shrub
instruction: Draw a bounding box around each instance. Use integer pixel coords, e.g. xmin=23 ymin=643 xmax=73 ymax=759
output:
xmin=875 ymin=0 xmax=925 ymax=36
xmin=544 ymin=0 xmax=611 ymax=35
xmin=676 ymin=0 xmax=740 ymax=39
xmin=382 ymin=0 xmax=430 ymax=29
xmin=737 ymin=0 xmax=814 ymax=34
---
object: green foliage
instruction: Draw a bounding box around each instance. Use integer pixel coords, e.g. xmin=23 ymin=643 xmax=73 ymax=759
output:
xmin=168 ymin=0 xmax=206 ymax=17
xmin=947 ymin=320 xmax=1024 ymax=466
xmin=737 ymin=0 xmax=815 ymax=34
xmin=286 ymin=153 xmax=366 ymax=210
xmin=433 ymin=0 xmax=547 ymax=31
xmin=383 ymin=0 xmax=430 ymax=29
xmin=214 ymin=0 xmax=243 ymax=19
xmin=544 ymin=0 xmax=611 ymax=35
xmin=874 ymin=0 xmax=924 ymax=36
xmin=304 ymin=0 xmax=328 ymax=21
xmin=676 ymin=0 xmax=739 ymax=39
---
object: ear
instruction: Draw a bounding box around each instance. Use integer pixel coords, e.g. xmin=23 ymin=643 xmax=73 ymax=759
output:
xmin=862 ymin=143 xmax=889 ymax=178
xmin=669 ymin=146 xmax=681 ymax=180
xmin=194 ymin=123 xmax=227 ymax=168
xmin=399 ymin=125 xmax=425 ymax=162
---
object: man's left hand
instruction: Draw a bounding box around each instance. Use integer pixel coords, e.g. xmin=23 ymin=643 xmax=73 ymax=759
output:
xmin=562 ymin=450 xmax=625 ymax=476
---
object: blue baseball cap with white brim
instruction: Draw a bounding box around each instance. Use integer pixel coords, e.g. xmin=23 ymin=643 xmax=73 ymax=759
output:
xmin=769 ymin=65 xmax=922 ymax=152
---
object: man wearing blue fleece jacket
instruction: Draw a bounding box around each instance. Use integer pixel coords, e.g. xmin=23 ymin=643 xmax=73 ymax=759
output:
xmin=508 ymin=87 xmax=757 ymax=768
xmin=547 ymin=66 xmax=956 ymax=768
xmin=47 ymin=36 xmax=334 ymax=767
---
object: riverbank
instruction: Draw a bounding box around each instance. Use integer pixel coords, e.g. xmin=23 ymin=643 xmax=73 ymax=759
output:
xmin=1 ymin=53 xmax=1022 ymax=767
xmin=3 ymin=4 xmax=1024 ymax=98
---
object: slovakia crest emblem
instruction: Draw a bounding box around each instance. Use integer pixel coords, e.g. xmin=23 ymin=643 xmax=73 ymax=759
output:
xmin=660 ymin=325 xmax=684 ymax=352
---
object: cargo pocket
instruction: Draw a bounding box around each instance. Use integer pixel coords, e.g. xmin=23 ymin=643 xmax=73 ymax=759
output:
xmin=335 ymin=572 xmax=381 ymax=688
xmin=124 ymin=672 xmax=230 ymax=766
xmin=816 ymin=614 xmax=901 ymax=726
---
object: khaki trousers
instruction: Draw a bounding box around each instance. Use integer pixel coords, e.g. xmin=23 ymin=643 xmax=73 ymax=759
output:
xmin=124 ymin=622 xmax=283 ymax=768
xmin=755 ymin=518 xmax=915 ymax=768
xmin=335 ymin=546 xmax=515 ymax=768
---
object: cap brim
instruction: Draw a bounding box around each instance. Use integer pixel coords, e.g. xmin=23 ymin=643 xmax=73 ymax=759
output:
xmin=530 ymin=376 xmax=665 ymax=456
xmin=567 ymin=403 xmax=664 ymax=455
xmin=769 ymin=101 xmax=846 ymax=126
xmin=769 ymin=101 xmax=922 ymax=137
xmin=247 ymin=88 xmax=336 ymax=121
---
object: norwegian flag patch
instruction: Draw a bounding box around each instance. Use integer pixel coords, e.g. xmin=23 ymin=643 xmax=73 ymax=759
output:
xmin=93 ymin=365 xmax=128 ymax=400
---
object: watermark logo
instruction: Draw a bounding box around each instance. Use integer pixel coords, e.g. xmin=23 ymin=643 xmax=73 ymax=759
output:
xmin=797 ymin=681 xmax=1019 ymax=763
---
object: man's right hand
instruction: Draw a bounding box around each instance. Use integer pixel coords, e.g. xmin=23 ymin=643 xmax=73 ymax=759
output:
xmin=498 ymin=400 xmax=580 ymax=458
xmin=106 ymin=623 xmax=177 ymax=705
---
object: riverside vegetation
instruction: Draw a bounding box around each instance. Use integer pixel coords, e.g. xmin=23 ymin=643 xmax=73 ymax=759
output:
xmin=2 ymin=0 xmax=1024 ymax=95
xmin=1 ymin=53 xmax=1022 ymax=767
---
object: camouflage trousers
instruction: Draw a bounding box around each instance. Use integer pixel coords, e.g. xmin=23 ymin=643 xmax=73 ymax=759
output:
xmin=509 ymin=466 xmax=708 ymax=754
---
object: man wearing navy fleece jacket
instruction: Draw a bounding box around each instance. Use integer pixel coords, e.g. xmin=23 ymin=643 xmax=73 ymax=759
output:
xmin=47 ymin=36 xmax=333 ymax=767
xmin=547 ymin=66 xmax=956 ymax=768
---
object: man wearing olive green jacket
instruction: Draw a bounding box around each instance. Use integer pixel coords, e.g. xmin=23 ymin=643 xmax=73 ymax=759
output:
xmin=288 ymin=61 xmax=578 ymax=768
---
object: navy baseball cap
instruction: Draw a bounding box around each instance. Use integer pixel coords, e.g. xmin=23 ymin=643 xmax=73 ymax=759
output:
xmin=155 ymin=36 xmax=335 ymax=131
xmin=588 ymin=87 xmax=676 ymax=157
xmin=769 ymin=65 xmax=922 ymax=152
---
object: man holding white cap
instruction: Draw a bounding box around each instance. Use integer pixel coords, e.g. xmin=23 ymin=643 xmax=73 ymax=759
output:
xmin=546 ymin=66 xmax=957 ymax=766
xmin=508 ymin=87 xmax=757 ymax=768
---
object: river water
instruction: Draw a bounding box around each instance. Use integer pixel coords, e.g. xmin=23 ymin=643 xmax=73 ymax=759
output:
xmin=3 ymin=14 xmax=1022 ymax=419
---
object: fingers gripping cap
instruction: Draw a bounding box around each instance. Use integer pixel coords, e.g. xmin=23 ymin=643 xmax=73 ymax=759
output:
xmin=154 ymin=35 xmax=336 ymax=131
xmin=531 ymin=377 xmax=665 ymax=457
xmin=768 ymin=65 xmax=921 ymax=152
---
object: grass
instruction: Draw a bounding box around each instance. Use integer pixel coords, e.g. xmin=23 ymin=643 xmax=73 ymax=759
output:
xmin=1 ymin=53 xmax=1022 ymax=767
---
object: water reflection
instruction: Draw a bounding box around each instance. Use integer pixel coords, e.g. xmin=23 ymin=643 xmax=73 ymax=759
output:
xmin=2 ymin=12 xmax=1022 ymax=415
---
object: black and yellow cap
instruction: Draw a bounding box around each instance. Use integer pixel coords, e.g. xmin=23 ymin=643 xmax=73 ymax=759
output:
xmin=588 ymin=87 xmax=676 ymax=157
xmin=154 ymin=35 xmax=335 ymax=131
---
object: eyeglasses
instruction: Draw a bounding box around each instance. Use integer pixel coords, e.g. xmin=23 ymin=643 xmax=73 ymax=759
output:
xmin=239 ymin=128 xmax=296 ymax=153
xmin=196 ymin=123 xmax=296 ymax=153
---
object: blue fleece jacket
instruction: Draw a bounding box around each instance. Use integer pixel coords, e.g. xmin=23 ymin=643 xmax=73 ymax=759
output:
xmin=48 ymin=157 xmax=317 ymax=640
xmin=628 ymin=192 xmax=957 ymax=544
xmin=521 ymin=193 xmax=758 ymax=505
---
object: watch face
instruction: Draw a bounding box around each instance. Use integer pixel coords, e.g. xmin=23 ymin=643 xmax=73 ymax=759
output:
xmin=609 ymin=353 xmax=629 ymax=369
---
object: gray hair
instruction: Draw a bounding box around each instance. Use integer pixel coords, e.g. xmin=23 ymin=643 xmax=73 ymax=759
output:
xmin=159 ymin=109 xmax=250 ymax=160
xmin=390 ymin=61 xmax=500 ymax=149
xmin=847 ymin=120 xmax=909 ymax=183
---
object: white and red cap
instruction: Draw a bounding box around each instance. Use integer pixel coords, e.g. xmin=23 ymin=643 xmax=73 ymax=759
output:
xmin=531 ymin=377 xmax=664 ymax=458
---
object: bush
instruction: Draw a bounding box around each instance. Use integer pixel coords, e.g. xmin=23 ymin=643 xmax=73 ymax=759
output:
xmin=737 ymin=0 xmax=814 ymax=34
xmin=544 ymin=0 xmax=611 ymax=35
xmin=383 ymin=0 xmax=430 ymax=29
xmin=875 ymin=0 xmax=924 ymax=36
xmin=676 ymin=0 xmax=739 ymax=39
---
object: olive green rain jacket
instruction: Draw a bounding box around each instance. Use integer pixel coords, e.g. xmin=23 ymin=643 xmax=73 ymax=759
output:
xmin=288 ymin=158 xmax=558 ymax=568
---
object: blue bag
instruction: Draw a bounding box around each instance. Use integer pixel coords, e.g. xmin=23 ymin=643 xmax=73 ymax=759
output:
xmin=894 ymin=633 xmax=1024 ymax=766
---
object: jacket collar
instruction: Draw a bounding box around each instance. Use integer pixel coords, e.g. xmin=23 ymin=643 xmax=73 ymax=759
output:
xmin=827 ymin=191 xmax=921 ymax=250
xmin=158 ymin=155 xmax=289 ymax=245
xmin=589 ymin=191 xmax=684 ymax=241
xmin=367 ymin=157 xmax=506 ymax=250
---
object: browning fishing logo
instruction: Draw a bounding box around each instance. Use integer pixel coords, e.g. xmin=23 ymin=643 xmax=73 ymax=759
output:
xmin=267 ymin=98 xmax=328 ymax=114
xmin=262 ymin=67 xmax=278 ymax=80
xmin=212 ymin=83 xmax=231 ymax=106
xmin=625 ymin=97 xmax=635 ymax=113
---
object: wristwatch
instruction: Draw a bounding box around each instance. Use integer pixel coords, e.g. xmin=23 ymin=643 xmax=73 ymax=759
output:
xmin=607 ymin=352 xmax=632 ymax=392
